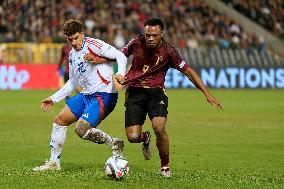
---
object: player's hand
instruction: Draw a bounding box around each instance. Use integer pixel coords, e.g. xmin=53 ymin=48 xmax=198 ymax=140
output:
xmin=115 ymin=74 xmax=126 ymax=85
xmin=84 ymin=53 xmax=106 ymax=64
xmin=41 ymin=97 xmax=54 ymax=112
xmin=206 ymin=94 xmax=223 ymax=110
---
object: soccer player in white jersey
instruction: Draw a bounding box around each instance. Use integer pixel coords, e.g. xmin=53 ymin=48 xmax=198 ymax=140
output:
xmin=33 ymin=20 xmax=127 ymax=171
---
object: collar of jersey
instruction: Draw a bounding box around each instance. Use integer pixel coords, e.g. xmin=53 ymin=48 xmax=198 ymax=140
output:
xmin=79 ymin=37 xmax=86 ymax=50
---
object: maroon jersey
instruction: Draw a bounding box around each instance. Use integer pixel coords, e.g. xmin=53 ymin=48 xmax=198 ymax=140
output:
xmin=59 ymin=44 xmax=72 ymax=73
xmin=122 ymin=35 xmax=190 ymax=88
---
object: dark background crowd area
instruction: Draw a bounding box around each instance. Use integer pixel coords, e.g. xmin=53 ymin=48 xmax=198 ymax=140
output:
xmin=222 ymin=0 xmax=284 ymax=39
xmin=0 ymin=0 xmax=281 ymax=53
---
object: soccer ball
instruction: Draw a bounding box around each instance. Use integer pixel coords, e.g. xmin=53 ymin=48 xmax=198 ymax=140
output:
xmin=105 ymin=155 xmax=129 ymax=179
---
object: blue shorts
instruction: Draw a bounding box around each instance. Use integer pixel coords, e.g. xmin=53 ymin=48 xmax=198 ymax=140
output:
xmin=66 ymin=92 xmax=118 ymax=127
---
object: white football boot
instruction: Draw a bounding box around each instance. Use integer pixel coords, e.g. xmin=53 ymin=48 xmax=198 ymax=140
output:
xmin=161 ymin=166 xmax=171 ymax=177
xmin=33 ymin=160 xmax=61 ymax=171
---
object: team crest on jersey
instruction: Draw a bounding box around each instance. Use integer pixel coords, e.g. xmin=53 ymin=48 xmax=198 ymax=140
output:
xmin=159 ymin=56 xmax=163 ymax=62
xmin=155 ymin=56 xmax=163 ymax=65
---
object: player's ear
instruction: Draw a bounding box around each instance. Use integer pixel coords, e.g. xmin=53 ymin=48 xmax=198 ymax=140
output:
xmin=161 ymin=31 xmax=164 ymax=38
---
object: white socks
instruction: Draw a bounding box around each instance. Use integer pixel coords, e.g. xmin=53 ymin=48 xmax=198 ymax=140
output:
xmin=49 ymin=125 xmax=114 ymax=164
xmin=49 ymin=123 xmax=67 ymax=163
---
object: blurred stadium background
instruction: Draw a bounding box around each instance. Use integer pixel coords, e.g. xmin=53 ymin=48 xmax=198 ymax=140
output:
xmin=0 ymin=0 xmax=284 ymax=90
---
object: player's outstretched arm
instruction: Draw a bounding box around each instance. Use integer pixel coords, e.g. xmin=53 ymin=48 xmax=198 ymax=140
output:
xmin=184 ymin=67 xmax=223 ymax=109
xmin=41 ymin=97 xmax=54 ymax=112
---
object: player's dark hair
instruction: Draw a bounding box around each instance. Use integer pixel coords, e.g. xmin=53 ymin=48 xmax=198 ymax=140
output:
xmin=144 ymin=18 xmax=164 ymax=31
xmin=63 ymin=19 xmax=84 ymax=36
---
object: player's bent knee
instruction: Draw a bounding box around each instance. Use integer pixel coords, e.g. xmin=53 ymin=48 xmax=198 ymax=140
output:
xmin=75 ymin=119 xmax=92 ymax=139
xmin=54 ymin=114 xmax=69 ymax=126
xmin=127 ymin=133 xmax=140 ymax=143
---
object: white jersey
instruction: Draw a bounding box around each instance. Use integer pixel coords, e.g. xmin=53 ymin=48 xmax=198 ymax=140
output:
xmin=51 ymin=37 xmax=127 ymax=103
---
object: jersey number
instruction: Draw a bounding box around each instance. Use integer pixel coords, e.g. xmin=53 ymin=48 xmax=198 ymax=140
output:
xmin=78 ymin=62 xmax=86 ymax=73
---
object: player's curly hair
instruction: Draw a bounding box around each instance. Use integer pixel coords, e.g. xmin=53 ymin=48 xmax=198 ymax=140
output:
xmin=63 ymin=19 xmax=84 ymax=36
xmin=144 ymin=18 xmax=164 ymax=31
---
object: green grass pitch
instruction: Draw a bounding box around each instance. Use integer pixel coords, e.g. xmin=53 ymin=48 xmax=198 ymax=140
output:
xmin=0 ymin=89 xmax=283 ymax=188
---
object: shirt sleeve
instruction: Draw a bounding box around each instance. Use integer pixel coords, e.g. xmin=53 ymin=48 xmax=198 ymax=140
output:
xmin=50 ymin=79 xmax=77 ymax=102
xmin=169 ymin=48 xmax=190 ymax=73
xmin=121 ymin=37 xmax=136 ymax=57
xmin=50 ymin=53 xmax=78 ymax=103
xmin=87 ymin=39 xmax=127 ymax=76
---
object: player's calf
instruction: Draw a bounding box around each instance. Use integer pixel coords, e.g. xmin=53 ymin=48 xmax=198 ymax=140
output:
xmin=75 ymin=119 xmax=124 ymax=156
xmin=75 ymin=119 xmax=112 ymax=144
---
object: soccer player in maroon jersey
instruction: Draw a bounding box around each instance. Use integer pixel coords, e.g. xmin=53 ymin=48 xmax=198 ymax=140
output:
xmin=121 ymin=18 xmax=222 ymax=177
xmin=88 ymin=18 xmax=222 ymax=177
